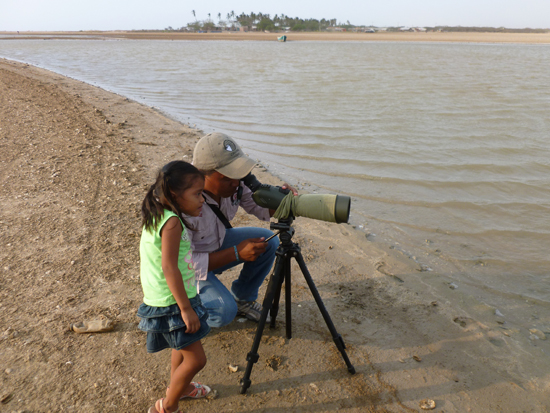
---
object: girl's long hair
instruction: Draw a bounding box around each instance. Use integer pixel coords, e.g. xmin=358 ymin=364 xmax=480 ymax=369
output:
xmin=141 ymin=161 xmax=204 ymax=231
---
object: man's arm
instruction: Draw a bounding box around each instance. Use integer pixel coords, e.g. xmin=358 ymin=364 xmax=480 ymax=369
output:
xmin=207 ymin=238 xmax=267 ymax=271
xmin=187 ymin=200 xmax=268 ymax=277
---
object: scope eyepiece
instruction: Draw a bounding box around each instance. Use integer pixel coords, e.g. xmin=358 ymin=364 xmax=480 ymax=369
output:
xmin=241 ymin=173 xmax=262 ymax=192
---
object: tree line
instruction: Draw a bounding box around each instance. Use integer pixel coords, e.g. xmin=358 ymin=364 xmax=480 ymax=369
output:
xmin=162 ymin=11 xmax=548 ymax=33
xmin=167 ymin=11 xmax=347 ymax=32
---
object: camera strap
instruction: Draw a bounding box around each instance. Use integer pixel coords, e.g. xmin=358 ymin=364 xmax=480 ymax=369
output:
xmin=205 ymin=202 xmax=233 ymax=229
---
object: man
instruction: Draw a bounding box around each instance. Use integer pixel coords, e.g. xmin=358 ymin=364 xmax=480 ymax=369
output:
xmin=186 ymin=132 xmax=297 ymax=327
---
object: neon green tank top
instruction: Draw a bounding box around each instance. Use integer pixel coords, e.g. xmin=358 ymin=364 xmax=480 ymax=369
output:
xmin=139 ymin=210 xmax=197 ymax=307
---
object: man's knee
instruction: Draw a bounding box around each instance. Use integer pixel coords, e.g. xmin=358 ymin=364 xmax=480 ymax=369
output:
xmin=257 ymin=234 xmax=278 ymax=264
xmin=205 ymin=296 xmax=238 ymax=328
xmin=265 ymin=235 xmax=279 ymax=254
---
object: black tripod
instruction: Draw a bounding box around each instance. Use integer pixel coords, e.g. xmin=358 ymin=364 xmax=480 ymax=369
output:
xmin=240 ymin=217 xmax=356 ymax=394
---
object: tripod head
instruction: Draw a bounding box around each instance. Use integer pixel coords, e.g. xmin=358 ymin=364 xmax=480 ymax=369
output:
xmin=270 ymin=217 xmax=295 ymax=246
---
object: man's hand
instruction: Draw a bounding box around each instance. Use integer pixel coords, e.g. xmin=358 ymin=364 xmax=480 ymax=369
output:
xmin=268 ymin=183 xmax=299 ymax=216
xmin=281 ymin=183 xmax=299 ymax=196
xmin=237 ymin=238 xmax=268 ymax=261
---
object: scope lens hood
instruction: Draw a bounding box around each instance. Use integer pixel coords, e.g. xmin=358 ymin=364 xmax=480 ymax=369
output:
xmin=334 ymin=195 xmax=351 ymax=223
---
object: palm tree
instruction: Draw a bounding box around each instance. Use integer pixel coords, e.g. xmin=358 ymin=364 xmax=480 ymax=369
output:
xmin=218 ymin=13 xmax=221 ymax=23
xmin=208 ymin=13 xmax=211 ymax=22
xmin=192 ymin=10 xmax=196 ymax=21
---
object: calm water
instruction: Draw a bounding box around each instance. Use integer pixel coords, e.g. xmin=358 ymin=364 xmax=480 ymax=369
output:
xmin=2 ymin=38 xmax=550 ymax=306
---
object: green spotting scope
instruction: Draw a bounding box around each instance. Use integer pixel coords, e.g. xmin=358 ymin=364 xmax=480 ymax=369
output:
xmin=242 ymin=173 xmax=351 ymax=224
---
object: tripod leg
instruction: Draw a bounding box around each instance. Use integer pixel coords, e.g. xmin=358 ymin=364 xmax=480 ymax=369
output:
xmin=294 ymin=253 xmax=356 ymax=375
xmin=270 ymin=256 xmax=286 ymax=328
xmin=284 ymin=255 xmax=292 ymax=338
xmin=240 ymin=255 xmax=285 ymax=394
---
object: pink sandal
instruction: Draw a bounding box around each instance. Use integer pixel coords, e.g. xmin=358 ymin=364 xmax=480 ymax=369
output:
xmin=166 ymin=382 xmax=211 ymax=400
xmin=147 ymin=398 xmax=181 ymax=413
xmin=180 ymin=382 xmax=211 ymax=399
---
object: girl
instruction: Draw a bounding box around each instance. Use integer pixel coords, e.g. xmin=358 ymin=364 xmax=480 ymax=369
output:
xmin=138 ymin=160 xmax=210 ymax=413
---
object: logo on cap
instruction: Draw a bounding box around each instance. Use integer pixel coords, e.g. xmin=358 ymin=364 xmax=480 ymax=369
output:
xmin=223 ymin=140 xmax=237 ymax=152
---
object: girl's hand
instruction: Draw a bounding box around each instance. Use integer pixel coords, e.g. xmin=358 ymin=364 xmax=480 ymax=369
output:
xmin=181 ymin=306 xmax=201 ymax=334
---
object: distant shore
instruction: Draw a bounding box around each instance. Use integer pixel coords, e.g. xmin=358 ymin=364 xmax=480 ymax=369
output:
xmin=2 ymin=30 xmax=550 ymax=43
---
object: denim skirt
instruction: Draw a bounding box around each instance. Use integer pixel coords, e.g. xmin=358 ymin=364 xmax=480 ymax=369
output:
xmin=137 ymin=295 xmax=210 ymax=353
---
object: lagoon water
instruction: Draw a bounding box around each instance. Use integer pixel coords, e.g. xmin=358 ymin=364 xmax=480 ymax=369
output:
xmin=2 ymin=38 xmax=550 ymax=311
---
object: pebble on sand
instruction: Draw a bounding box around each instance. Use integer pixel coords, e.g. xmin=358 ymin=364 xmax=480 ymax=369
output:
xmin=419 ymin=398 xmax=436 ymax=410
xmin=529 ymin=329 xmax=546 ymax=340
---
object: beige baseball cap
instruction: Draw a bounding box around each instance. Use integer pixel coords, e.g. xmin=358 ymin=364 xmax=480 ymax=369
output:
xmin=192 ymin=132 xmax=256 ymax=179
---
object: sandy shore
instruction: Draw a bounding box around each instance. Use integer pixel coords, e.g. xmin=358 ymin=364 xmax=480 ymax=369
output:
xmin=1 ymin=58 xmax=549 ymax=412
xmin=1 ymin=30 xmax=550 ymax=44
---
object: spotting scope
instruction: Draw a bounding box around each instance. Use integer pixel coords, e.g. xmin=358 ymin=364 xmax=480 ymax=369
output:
xmin=242 ymin=173 xmax=350 ymax=224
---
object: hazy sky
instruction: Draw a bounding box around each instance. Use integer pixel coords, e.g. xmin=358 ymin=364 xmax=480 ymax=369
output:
xmin=2 ymin=0 xmax=549 ymax=31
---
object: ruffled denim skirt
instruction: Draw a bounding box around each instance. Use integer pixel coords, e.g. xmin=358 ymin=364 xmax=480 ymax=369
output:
xmin=137 ymin=295 xmax=210 ymax=353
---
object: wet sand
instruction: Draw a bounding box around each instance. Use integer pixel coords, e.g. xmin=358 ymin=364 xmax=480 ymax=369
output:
xmin=1 ymin=58 xmax=549 ymax=412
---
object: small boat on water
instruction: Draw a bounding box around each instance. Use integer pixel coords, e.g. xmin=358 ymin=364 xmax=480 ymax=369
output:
xmin=277 ymin=35 xmax=287 ymax=42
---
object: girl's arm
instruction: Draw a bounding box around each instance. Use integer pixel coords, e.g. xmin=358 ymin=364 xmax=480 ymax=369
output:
xmin=161 ymin=216 xmax=200 ymax=334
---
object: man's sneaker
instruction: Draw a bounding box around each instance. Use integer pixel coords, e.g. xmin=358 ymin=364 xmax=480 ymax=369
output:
xmin=236 ymin=300 xmax=271 ymax=323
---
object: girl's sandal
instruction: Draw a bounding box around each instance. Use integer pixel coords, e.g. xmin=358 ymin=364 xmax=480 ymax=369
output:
xmin=166 ymin=382 xmax=212 ymax=400
xmin=181 ymin=382 xmax=211 ymax=399
xmin=147 ymin=398 xmax=181 ymax=413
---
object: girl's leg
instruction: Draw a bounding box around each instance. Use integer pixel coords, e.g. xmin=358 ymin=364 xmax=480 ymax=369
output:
xmin=169 ymin=349 xmax=203 ymax=396
xmin=164 ymin=341 xmax=207 ymax=411
xmin=170 ymin=350 xmax=184 ymax=389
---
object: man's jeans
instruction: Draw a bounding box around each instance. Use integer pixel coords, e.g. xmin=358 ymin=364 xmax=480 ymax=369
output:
xmin=198 ymin=227 xmax=279 ymax=327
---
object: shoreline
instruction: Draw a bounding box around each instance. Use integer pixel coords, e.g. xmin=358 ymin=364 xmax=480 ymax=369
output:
xmin=1 ymin=58 xmax=549 ymax=412
xmin=1 ymin=30 xmax=550 ymax=44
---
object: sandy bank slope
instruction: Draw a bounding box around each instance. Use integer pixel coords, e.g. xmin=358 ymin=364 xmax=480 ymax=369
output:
xmin=0 ymin=58 xmax=548 ymax=412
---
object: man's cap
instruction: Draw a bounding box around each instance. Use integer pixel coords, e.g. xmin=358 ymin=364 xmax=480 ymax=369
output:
xmin=192 ymin=132 xmax=256 ymax=179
